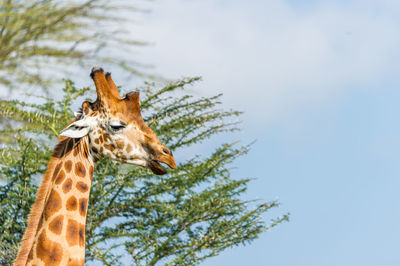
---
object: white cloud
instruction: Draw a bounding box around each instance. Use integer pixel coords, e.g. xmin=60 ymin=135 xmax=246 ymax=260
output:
xmin=132 ymin=0 xmax=400 ymax=128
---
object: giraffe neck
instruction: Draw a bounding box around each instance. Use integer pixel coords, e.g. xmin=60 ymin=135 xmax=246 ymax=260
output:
xmin=14 ymin=137 xmax=94 ymax=266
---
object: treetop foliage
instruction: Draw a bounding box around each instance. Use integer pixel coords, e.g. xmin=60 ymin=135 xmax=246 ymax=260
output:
xmin=0 ymin=79 xmax=288 ymax=265
xmin=0 ymin=0 xmax=149 ymax=91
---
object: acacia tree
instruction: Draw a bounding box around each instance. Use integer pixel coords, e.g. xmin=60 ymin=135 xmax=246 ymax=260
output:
xmin=0 ymin=0 xmax=149 ymax=90
xmin=0 ymin=79 xmax=288 ymax=265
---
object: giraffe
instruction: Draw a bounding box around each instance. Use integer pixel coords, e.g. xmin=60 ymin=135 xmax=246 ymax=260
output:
xmin=14 ymin=67 xmax=176 ymax=266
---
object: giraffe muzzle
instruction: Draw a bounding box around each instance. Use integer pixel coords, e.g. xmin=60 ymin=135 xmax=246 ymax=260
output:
xmin=148 ymin=154 xmax=176 ymax=175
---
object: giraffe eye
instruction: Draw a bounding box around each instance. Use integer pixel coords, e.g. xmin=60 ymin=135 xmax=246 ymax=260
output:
xmin=111 ymin=126 xmax=124 ymax=130
xmin=110 ymin=125 xmax=125 ymax=131
xmin=110 ymin=122 xmax=126 ymax=131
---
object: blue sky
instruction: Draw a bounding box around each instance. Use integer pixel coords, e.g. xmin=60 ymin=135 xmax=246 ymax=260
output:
xmin=126 ymin=0 xmax=400 ymax=265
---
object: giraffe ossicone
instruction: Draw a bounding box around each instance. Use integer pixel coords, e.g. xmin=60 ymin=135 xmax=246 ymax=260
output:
xmin=14 ymin=67 xmax=176 ymax=266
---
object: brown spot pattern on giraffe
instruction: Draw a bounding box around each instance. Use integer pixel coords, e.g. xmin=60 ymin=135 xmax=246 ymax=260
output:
xmin=67 ymin=258 xmax=85 ymax=266
xmin=89 ymin=165 xmax=94 ymax=181
xmin=48 ymin=215 xmax=64 ymax=235
xmin=65 ymin=160 xmax=73 ymax=173
xmin=73 ymin=145 xmax=79 ymax=156
xmin=36 ymin=230 xmax=63 ymax=265
xmin=79 ymin=223 xmax=85 ymax=247
xmin=83 ymin=143 xmax=89 ymax=158
xmin=55 ymin=170 xmax=66 ymax=185
xmin=75 ymin=162 xmax=86 ymax=178
xmin=51 ymin=163 xmax=62 ymax=182
xmin=104 ymin=143 xmax=115 ymax=151
xmin=63 ymin=178 xmax=73 ymax=194
xmin=66 ymin=219 xmax=79 ymax=246
xmin=44 ymin=190 xmax=62 ymax=220
xmin=66 ymin=196 xmax=78 ymax=211
xmin=27 ymin=246 xmax=34 ymax=261
xmin=76 ymin=182 xmax=88 ymax=192
xmin=126 ymin=144 xmax=132 ymax=153
xmin=104 ymin=133 xmax=111 ymax=142
xmin=79 ymin=198 xmax=88 ymax=216
xmin=92 ymin=146 xmax=99 ymax=154
xmin=89 ymin=165 xmax=94 ymax=177
xmin=116 ymin=139 xmax=124 ymax=149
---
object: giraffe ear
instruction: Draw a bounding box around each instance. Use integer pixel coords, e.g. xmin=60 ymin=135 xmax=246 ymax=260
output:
xmin=59 ymin=117 xmax=97 ymax=138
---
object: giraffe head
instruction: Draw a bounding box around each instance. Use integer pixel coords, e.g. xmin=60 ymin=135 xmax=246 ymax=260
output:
xmin=60 ymin=67 xmax=175 ymax=175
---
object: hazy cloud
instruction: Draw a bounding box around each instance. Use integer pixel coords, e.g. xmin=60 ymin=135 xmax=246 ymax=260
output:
xmin=133 ymin=0 xmax=400 ymax=128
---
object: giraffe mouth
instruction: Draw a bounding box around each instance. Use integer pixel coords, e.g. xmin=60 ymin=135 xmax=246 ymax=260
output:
xmin=148 ymin=159 xmax=167 ymax=175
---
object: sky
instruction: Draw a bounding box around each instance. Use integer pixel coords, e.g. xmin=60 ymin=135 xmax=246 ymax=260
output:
xmin=126 ymin=1 xmax=400 ymax=265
